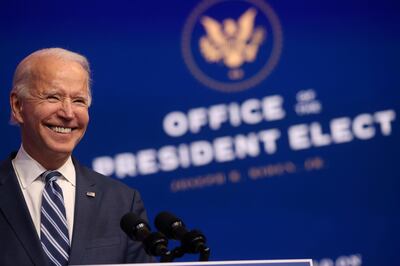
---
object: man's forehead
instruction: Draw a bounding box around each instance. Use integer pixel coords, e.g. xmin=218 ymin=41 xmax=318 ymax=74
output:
xmin=28 ymin=58 xmax=88 ymax=90
xmin=27 ymin=56 xmax=89 ymax=94
xmin=31 ymin=55 xmax=86 ymax=76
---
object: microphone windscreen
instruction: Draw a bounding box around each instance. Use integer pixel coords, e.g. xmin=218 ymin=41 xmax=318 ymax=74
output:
xmin=120 ymin=212 xmax=149 ymax=238
xmin=154 ymin=211 xmax=182 ymax=238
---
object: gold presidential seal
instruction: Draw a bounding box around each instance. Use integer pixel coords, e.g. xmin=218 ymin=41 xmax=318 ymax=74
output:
xmin=182 ymin=0 xmax=283 ymax=92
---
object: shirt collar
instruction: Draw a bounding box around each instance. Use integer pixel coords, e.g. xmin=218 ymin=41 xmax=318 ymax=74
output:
xmin=12 ymin=145 xmax=76 ymax=189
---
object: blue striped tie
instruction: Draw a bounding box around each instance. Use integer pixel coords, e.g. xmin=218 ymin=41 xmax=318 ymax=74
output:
xmin=40 ymin=170 xmax=70 ymax=266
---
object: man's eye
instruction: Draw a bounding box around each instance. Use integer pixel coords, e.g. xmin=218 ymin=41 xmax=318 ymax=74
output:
xmin=73 ymin=98 xmax=88 ymax=105
xmin=47 ymin=95 xmax=60 ymax=101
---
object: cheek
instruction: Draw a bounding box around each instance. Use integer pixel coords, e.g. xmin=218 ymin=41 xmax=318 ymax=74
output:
xmin=78 ymin=110 xmax=90 ymax=126
xmin=21 ymin=106 xmax=42 ymax=125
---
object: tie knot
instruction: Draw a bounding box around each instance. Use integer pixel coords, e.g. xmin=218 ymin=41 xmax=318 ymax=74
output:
xmin=42 ymin=170 xmax=62 ymax=184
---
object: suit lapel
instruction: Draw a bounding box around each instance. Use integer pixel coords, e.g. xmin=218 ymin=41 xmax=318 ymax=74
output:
xmin=0 ymin=157 xmax=47 ymax=265
xmin=69 ymin=159 xmax=101 ymax=264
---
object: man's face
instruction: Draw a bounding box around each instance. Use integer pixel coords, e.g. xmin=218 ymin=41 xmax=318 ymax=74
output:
xmin=13 ymin=56 xmax=90 ymax=164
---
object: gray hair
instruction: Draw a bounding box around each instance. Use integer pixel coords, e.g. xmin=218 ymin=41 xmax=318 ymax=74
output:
xmin=10 ymin=48 xmax=92 ymax=124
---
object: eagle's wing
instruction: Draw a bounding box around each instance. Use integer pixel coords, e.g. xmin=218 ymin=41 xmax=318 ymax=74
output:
xmin=245 ymin=27 xmax=265 ymax=61
xmin=250 ymin=27 xmax=265 ymax=46
xmin=237 ymin=8 xmax=257 ymax=43
xmin=200 ymin=16 xmax=226 ymax=47
xmin=199 ymin=36 xmax=222 ymax=62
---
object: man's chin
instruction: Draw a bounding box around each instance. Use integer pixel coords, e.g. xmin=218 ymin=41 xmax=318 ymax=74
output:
xmin=45 ymin=144 xmax=76 ymax=157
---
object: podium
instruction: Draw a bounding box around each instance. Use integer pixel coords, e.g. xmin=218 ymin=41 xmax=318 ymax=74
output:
xmin=81 ymin=259 xmax=313 ymax=266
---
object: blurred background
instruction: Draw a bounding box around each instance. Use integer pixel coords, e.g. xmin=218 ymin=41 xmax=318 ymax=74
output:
xmin=1 ymin=0 xmax=399 ymax=265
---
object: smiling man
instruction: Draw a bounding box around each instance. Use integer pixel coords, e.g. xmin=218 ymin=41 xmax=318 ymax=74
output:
xmin=0 ymin=48 xmax=153 ymax=266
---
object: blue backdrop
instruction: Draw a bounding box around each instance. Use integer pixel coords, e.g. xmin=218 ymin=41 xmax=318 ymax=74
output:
xmin=1 ymin=1 xmax=399 ymax=265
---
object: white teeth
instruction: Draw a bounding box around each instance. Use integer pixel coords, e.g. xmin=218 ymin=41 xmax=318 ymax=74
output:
xmin=50 ymin=126 xmax=72 ymax=133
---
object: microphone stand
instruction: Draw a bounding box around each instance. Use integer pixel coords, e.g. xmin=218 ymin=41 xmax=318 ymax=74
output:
xmin=160 ymin=250 xmax=174 ymax=262
xmin=161 ymin=246 xmax=185 ymax=262
xmin=198 ymin=245 xmax=210 ymax=261
xmin=160 ymin=243 xmax=210 ymax=262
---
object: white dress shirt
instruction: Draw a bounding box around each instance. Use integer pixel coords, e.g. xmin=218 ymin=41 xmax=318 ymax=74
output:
xmin=12 ymin=145 xmax=76 ymax=242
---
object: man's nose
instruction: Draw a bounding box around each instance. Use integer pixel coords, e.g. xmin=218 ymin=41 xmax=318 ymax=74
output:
xmin=59 ymin=99 xmax=74 ymax=119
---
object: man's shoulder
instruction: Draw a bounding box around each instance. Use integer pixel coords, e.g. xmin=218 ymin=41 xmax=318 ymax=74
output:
xmin=73 ymin=158 xmax=137 ymax=194
xmin=0 ymin=152 xmax=16 ymax=175
xmin=0 ymin=152 xmax=17 ymax=164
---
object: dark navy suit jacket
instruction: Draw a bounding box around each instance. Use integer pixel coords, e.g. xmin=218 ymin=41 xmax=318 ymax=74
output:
xmin=0 ymin=154 xmax=154 ymax=265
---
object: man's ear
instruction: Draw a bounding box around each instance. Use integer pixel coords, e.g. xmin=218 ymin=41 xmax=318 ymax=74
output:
xmin=10 ymin=92 xmax=24 ymax=124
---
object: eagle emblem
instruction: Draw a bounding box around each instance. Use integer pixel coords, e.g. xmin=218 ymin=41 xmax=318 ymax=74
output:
xmin=199 ymin=8 xmax=266 ymax=80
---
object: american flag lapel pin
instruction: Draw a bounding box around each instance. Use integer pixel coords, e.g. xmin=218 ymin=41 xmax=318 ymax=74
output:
xmin=86 ymin=191 xmax=96 ymax=198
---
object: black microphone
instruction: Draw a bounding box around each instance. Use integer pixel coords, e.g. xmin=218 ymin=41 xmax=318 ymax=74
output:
xmin=155 ymin=211 xmax=208 ymax=255
xmin=120 ymin=212 xmax=169 ymax=257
